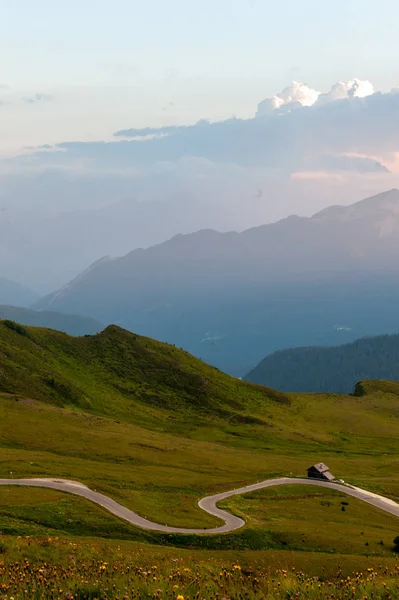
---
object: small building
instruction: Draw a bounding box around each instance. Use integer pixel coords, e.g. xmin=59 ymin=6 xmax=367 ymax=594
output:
xmin=307 ymin=463 xmax=334 ymax=482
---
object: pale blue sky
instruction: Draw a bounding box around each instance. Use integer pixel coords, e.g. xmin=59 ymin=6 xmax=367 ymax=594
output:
xmin=1 ymin=0 xmax=399 ymax=150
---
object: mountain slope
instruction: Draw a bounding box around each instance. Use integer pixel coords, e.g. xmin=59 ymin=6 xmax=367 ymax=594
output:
xmin=0 ymin=276 xmax=38 ymax=306
xmin=0 ymin=305 xmax=103 ymax=336
xmin=245 ymin=334 xmax=399 ymax=393
xmin=2 ymin=321 xmax=399 ymax=535
xmin=0 ymin=321 xmax=288 ymax=427
xmin=35 ymin=189 xmax=399 ymax=375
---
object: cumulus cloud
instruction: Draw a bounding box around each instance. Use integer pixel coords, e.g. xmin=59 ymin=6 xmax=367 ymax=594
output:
xmin=256 ymin=81 xmax=320 ymax=117
xmin=317 ymin=78 xmax=374 ymax=105
xmin=256 ymin=78 xmax=374 ymax=116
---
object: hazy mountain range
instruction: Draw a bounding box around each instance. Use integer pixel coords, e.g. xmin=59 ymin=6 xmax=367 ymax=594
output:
xmin=2 ymin=167 xmax=384 ymax=294
xmin=0 ymin=277 xmax=38 ymax=307
xmin=245 ymin=334 xmax=399 ymax=393
xmin=0 ymin=305 xmax=102 ymax=337
xmin=35 ymin=189 xmax=399 ymax=375
xmin=0 ymin=176 xmax=272 ymax=292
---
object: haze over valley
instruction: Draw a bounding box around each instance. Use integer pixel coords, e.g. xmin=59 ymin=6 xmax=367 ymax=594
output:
xmin=34 ymin=188 xmax=399 ymax=375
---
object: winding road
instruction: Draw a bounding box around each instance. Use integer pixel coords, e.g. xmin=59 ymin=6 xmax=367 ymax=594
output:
xmin=0 ymin=477 xmax=398 ymax=534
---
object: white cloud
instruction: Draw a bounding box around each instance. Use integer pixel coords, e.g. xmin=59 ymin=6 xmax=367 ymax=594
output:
xmin=256 ymin=78 xmax=375 ymax=117
xmin=256 ymin=81 xmax=320 ymax=116
xmin=317 ymin=78 xmax=374 ymax=105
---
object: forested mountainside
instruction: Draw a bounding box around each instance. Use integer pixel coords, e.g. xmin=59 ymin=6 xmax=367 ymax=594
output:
xmin=246 ymin=334 xmax=399 ymax=393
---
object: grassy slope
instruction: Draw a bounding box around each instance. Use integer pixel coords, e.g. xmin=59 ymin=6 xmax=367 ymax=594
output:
xmin=0 ymin=320 xmax=288 ymax=425
xmin=1 ymin=321 xmax=399 ymax=558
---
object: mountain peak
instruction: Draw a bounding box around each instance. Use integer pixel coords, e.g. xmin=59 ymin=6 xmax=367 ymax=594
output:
xmin=350 ymin=188 xmax=399 ymax=211
xmin=311 ymin=189 xmax=399 ymax=221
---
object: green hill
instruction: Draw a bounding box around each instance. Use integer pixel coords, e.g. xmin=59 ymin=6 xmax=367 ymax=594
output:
xmin=0 ymin=320 xmax=287 ymax=426
xmin=246 ymin=334 xmax=399 ymax=393
xmin=1 ymin=321 xmax=399 ymax=557
xmin=0 ymin=305 xmax=103 ymax=336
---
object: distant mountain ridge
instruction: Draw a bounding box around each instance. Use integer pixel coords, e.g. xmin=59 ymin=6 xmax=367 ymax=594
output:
xmin=0 ymin=277 xmax=38 ymax=307
xmin=0 ymin=305 xmax=103 ymax=336
xmin=245 ymin=334 xmax=399 ymax=393
xmin=35 ymin=189 xmax=399 ymax=375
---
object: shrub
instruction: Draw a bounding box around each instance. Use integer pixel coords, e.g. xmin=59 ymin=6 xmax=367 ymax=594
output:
xmin=2 ymin=320 xmax=29 ymax=337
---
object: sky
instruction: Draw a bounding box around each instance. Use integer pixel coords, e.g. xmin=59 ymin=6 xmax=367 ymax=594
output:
xmin=2 ymin=0 xmax=399 ymax=151
xmin=2 ymin=0 xmax=399 ymax=292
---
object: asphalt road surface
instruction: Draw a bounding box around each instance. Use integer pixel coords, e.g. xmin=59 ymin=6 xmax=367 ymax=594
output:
xmin=0 ymin=476 xmax=398 ymax=534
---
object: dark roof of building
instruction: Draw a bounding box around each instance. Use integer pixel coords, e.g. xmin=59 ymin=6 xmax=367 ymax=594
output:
xmin=308 ymin=463 xmax=335 ymax=481
xmin=308 ymin=463 xmax=330 ymax=473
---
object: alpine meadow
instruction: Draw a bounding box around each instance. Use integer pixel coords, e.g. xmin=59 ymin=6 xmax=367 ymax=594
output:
xmin=1 ymin=320 xmax=399 ymax=597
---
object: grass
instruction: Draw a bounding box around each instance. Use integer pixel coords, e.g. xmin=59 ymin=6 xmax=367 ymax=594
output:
xmin=1 ymin=321 xmax=399 ymax=595
xmin=1 ymin=484 xmax=399 ymax=555
xmin=220 ymin=484 xmax=399 ymax=555
xmin=2 ymin=385 xmax=399 ymax=529
xmin=0 ymin=487 xmax=148 ymax=540
xmin=0 ymin=320 xmax=288 ymax=424
xmin=1 ymin=534 xmax=399 ymax=599
xmin=2 ymin=390 xmax=399 ymax=531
